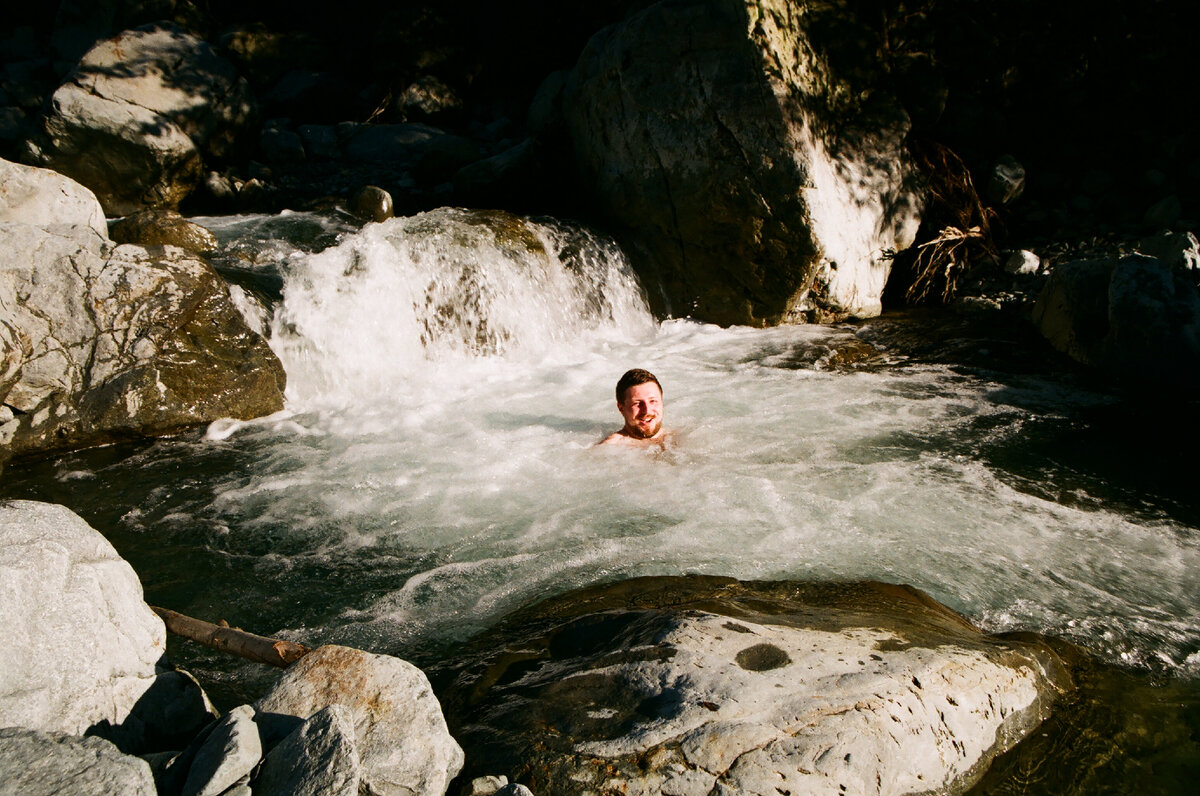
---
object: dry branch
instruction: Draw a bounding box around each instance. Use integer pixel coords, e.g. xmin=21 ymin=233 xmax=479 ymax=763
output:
xmin=151 ymin=606 xmax=310 ymax=668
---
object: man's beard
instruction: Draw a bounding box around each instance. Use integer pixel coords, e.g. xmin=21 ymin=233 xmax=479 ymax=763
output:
xmin=627 ymin=417 xmax=661 ymax=439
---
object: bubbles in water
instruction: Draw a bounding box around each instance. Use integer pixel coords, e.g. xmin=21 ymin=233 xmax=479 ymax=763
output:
xmin=269 ymin=208 xmax=655 ymax=407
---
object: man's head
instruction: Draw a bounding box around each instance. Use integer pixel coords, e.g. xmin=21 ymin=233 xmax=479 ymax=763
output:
xmin=615 ymin=368 xmax=664 ymax=440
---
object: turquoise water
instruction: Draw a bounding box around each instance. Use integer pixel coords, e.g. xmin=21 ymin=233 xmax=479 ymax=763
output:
xmin=3 ymin=210 xmax=1198 ymax=792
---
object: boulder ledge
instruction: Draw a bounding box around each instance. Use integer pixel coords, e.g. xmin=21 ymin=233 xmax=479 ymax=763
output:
xmin=443 ymin=577 xmax=1072 ymax=796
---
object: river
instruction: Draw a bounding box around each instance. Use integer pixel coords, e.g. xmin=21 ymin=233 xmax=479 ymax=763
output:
xmin=3 ymin=208 xmax=1197 ymax=792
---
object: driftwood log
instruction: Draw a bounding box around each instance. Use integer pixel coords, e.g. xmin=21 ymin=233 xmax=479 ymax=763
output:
xmin=151 ymin=606 xmax=310 ymax=668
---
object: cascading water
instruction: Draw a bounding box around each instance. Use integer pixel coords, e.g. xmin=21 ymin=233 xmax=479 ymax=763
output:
xmin=3 ymin=208 xmax=1198 ymax=790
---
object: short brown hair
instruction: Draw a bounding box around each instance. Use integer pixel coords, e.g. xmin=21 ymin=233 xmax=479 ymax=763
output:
xmin=616 ymin=368 xmax=662 ymax=402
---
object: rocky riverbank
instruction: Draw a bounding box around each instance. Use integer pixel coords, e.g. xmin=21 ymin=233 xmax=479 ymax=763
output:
xmin=3 ymin=498 xmax=1084 ymax=795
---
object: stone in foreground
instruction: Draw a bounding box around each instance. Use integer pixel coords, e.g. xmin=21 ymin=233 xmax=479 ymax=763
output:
xmin=256 ymin=645 xmax=464 ymax=796
xmin=443 ymin=577 xmax=1071 ymax=796
xmin=0 ymin=727 xmax=155 ymax=796
xmin=255 ymin=703 xmax=362 ymax=796
xmin=0 ymin=500 xmax=213 ymax=752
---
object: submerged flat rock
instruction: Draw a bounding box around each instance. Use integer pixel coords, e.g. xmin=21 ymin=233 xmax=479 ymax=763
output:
xmin=441 ymin=576 xmax=1072 ymax=796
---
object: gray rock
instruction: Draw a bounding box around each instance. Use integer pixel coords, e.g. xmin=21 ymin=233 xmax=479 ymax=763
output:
xmin=1033 ymin=254 xmax=1200 ymax=388
xmin=1 ymin=180 xmax=286 ymax=459
xmin=181 ymin=705 xmax=262 ymax=796
xmin=256 ymin=645 xmax=464 ymax=796
xmin=255 ymin=704 xmax=361 ymax=796
xmin=25 ymin=23 xmax=256 ymax=214
xmin=0 ymin=727 xmax=155 ymax=796
xmin=0 ymin=501 xmax=214 ymax=750
xmin=109 ymin=209 xmax=219 ymax=253
xmin=557 ymin=0 xmax=921 ymax=325
xmin=444 ymin=577 xmax=1070 ymax=796
xmin=461 ymin=774 xmax=508 ymax=796
xmin=0 ymin=156 xmax=106 ymax=238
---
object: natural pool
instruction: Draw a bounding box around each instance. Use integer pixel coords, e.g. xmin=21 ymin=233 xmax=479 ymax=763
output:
xmin=4 ymin=209 xmax=1198 ymax=792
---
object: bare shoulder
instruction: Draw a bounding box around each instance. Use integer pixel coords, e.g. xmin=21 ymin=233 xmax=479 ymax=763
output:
xmin=596 ymin=432 xmax=633 ymax=447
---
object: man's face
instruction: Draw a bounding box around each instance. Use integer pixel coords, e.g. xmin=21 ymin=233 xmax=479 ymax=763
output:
xmin=618 ymin=381 xmax=664 ymax=439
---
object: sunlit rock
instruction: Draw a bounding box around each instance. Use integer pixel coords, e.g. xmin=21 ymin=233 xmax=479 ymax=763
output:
xmin=0 ymin=191 xmax=285 ymax=458
xmin=556 ymin=0 xmax=922 ymax=325
xmin=0 ymin=156 xmax=106 ymax=238
xmin=0 ymin=727 xmax=155 ymax=796
xmin=24 ymin=23 xmax=257 ymax=214
xmin=0 ymin=500 xmax=214 ymax=752
xmin=256 ymin=645 xmax=464 ymax=796
xmin=442 ymin=577 xmax=1071 ymax=796
xmin=255 ymin=704 xmax=362 ymax=796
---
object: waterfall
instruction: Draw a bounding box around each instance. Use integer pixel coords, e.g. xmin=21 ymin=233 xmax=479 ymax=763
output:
xmin=268 ymin=208 xmax=656 ymax=407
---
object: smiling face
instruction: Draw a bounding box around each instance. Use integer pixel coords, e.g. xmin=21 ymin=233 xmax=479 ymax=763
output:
xmin=617 ymin=381 xmax=664 ymax=439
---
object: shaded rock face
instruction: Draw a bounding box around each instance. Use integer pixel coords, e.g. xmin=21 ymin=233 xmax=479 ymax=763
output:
xmin=442 ymin=577 xmax=1071 ymax=796
xmin=24 ymin=22 xmax=256 ymax=215
xmin=1032 ymin=251 xmax=1200 ymax=389
xmin=0 ymin=175 xmax=285 ymax=459
xmin=0 ymin=727 xmax=156 ymax=796
xmin=256 ymin=645 xmax=465 ymax=796
xmin=557 ymin=0 xmax=922 ymax=326
xmin=0 ymin=500 xmax=214 ymax=753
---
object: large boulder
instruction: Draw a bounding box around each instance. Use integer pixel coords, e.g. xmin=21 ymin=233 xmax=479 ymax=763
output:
xmin=554 ymin=0 xmax=922 ymax=325
xmin=0 ymin=157 xmax=107 ymax=238
xmin=0 ymin=500 xmax=214 ymax=752
xmin=256 ymin=645 xmax=464 ymax=796
xmin=0 ymin=165 xmax=285 ymax=459
xmin=1032 ymin=249 xmax=1200 ymax=389
xmin=24 ymin=22 xmax=257 ymax=215
xmin=442 ymin=577 xmax=1072 ymax=796
xmin=0 ymin=727 xmax=155 ymax=796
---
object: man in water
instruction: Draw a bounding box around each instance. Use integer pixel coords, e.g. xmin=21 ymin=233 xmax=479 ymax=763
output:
xmin=599 ymin=368 xmax=667 ymax=446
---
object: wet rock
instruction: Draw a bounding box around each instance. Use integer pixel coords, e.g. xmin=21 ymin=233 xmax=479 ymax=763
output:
xmin=1032 ymin=254 xmax=1200 ymax=388
xmin=181 ymin=705 xmax=262 ymax=796
xmin=442 ymin=577 xmax=1071 ymax=796
xmin=0 ymin=727 xmax=155 ymax=796
xmin=109 ymin=209 xmax=219 ymax=253
xmin=256 ymin=645 xmax=464 ymax=796
xmin=351 ymin=185 xmax=394 ymax=223
xmin=255 ymin=704 xmax=362 ymax=796
xmin=0 ymin=500 xmax=214 ymax=751
xmin=557 ymin=0 xmax=921 ymax=325
xmin=0 ymin=156 xmax=106 ymax=238
xmin=24 ymin=22 xmax=256 ymax=214
xmin=1 ymin=189 xmax=285 ymax=458
xmin=494 ymin=785 xmax=535 ymax=796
